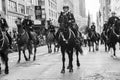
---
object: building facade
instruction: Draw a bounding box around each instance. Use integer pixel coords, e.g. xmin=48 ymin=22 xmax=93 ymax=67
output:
xmin=73 ymin=0 xmax=87 ymax=29
xmin=79 ymin=0 xmax=86 ymax=17
xmin=98 ymin=0 xmax=111 ymax=33
xmin=111 ymin=0 xmax=120 ymax=16
xmin=38 ymin=0 xmax=58 ymax=28
xmin=0 ymin=0 xmax=38 ymax=31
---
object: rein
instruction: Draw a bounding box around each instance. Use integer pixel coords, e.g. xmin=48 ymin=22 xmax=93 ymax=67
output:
xmin=59 ymin=28 xmax=75 ymax=43
xmin=0 ymin=32 xmax=5 ymax=50
xmin=111 ymin=24 xmax=120 ymax=37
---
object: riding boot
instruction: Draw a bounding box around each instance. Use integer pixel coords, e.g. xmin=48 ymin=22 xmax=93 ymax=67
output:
xmin=74 ymin=31 xmax=83 ymax=54
xmin=28 ymin=31 xmax=32 ymax=40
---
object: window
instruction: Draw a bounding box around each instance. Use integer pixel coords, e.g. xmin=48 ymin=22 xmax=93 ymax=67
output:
xmin=18 ymin=4 xmax=25 ymax=14
xmin=48 ymin=0 xmax=50 ymax=6
xmin=8 ymin=0 xmax=17 ymax=12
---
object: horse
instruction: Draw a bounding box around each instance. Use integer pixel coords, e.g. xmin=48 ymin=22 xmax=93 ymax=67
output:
xmin=101 ymin=31 xmax=109 ymax=52
xmin=15 ymin=18 xmax=38 ymax=63
xmin=87 ymin=28 xmax=100 ymax=52
xmin=45 ymin=29 xmax=56 ymax=53
xmin=56 ymin=27 xmax=83 ymax=73
xmin=107 ymin=19 xmax=120 ymax=57
xmin=0 ymin=28 xmax=9 ymax=74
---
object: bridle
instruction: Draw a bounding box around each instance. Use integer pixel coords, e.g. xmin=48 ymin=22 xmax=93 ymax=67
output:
xmin=59 ymin=28 xmax=75 ymax=43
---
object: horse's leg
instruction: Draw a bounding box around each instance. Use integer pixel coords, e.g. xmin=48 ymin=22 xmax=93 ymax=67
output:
xmin=119 ymin=42 xmax=120 ymax=50
xmin=96 ymin=41 xmax=98 ymax=51
xmin=61 ymin=47 xmax=65 ymax=73
xmin=69 ymin=49 xmax=73 ymax=72
xmin=113 ymin=44 xmax=116 ymax=57
xmin=67 ymin=50 xmax=70 ymax=69
xmin=23 ymin=50 xmax=28 ymax=61
xmin=50 ymin=43 xmax=52 ymax=53
xmin=76 ymin=50 xmax=80 ymax=67
xmin=18 ymin=49 xmax=21 ymax=63
xmin=54 ymin=43 xmax=56 ymax=52
xmin=92 ymin=42 xmax=95 ymax=52
xmin=105 ymin=43 xmax=107 ymax=52
xmin=88 ymin=41 xmax=91 ymax=52
xmin=47 ymin=44 xmax=50 ymax=53
xmin=57 ymin=46 xmax=60 ymax=52
xmin=28 ymin=44 xmax=33 ymax=60
xmin=33 ymin=44 xmax=37 ymax=61
xmin=4 ymin=54 xmax=9 ymax=74
xmin=0 ymin=63 xmax=1 ymax=74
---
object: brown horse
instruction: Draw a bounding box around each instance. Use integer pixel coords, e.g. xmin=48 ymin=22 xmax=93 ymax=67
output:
xmin=0 ymin=28 xmax=9 ymax=74
xmin=15 ymin=18 xmax=38 ymax=63
xmin=45 ymin=29 xmax=56 ymax=53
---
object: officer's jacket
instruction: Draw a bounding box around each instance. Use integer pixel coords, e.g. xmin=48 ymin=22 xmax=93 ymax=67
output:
xmin=0 ymin=18 xmax=8 ymax=30
xmin=22 ymin=19 xmax=33 ymax=27
xmin=103 ymin=23 xmax=108 ymax=31
xmin=58 ymin=11 xmax=75 ymax=25
xmin=108 ymin=16 xmax=119 ymax=27
xmin=48 ymin=25 xmax=55 ymax=33
xmin=91 ymin=24 xmax=96 ymax=31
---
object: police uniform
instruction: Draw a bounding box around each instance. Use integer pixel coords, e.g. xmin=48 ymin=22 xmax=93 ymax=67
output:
xmin=0 ymin=18 xmax=12 ymax=48
xmin=22 ymin=19 xmax=33 ymax=31
xmin=91 ymin=24 xmax=96 ymax=32
xmin=108 ymin=16 xmax=119 ymax=27
xmin=22 ymin=18 xmax=34 ymax=40
xmin=58 ymin=11 xmax=75 ymax=29
xmin=103 ymin=22 xmax=108 ymax=31
xmin=48 ymin=25 xmax=55 ymax=33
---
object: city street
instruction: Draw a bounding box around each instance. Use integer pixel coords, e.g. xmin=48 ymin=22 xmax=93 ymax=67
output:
xmin=0 ymin=44 xmax=120 ymax=80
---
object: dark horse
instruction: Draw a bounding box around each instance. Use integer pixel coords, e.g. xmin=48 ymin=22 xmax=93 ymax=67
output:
xmin=87 ymin=28 xmax=100 ymax=52
xmin=0 ymin=28 xmax=9 ymax=74
xmin=107 ymin=19 xmax=120 ymax=57
xmin=101 ymin=30 xmax=109 ymax=52
xmin=15 ymin=18 xmax=38 ymax=63
xmin=56 ymin=27 xmax=83 ymax=73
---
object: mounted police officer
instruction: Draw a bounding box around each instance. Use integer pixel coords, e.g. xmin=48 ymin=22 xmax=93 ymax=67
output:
xmin=0 ymin=14 xmax=12 ymax=49
xmin=47 ymin=20 xmax=55 ymax=37
xmin=58 ymin=4 xmax=75 ymax=29
xmin=90 ymin=22 xmax=96 ymax=32
xmin=108 ymin=12 xmax=119 ymax=28
xmin=22 ymin=15 xmax=34 ymax=40
xmin=103 ymin=21 xmax=108 ymax=32
xmin=57 ymin=4 xmax=82 ymax=53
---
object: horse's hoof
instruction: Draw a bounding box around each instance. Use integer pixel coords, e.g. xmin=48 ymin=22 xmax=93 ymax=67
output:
xmin=28 ymin=59 xmax=30 ymax=61
xmin=17 ymin=60 xmax=20 ymax=63
xmin=61 ymin=69 xmax=65 ymax=73
xmin=69 ymin=68 xmax=73 ymax=73
xmin=5 ymin=70 xmax=9 ymax=74
xmin=33 ymin=58 xmax=36 ymax=61
xmin=67 ymin=66 xmax=70 ymax=69
xmin=77 ymin=63 xmax=80 ymax=67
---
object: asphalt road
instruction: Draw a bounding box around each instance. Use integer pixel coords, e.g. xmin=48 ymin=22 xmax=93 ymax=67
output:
xmin=0 ymin=44 xmax=120 ymax=80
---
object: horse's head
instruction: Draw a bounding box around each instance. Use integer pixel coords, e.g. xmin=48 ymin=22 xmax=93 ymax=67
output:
xmin=114 ymin=19 xmax=120 ymax=34
xmin=15 ymin=17 xmax=22 ymax=27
